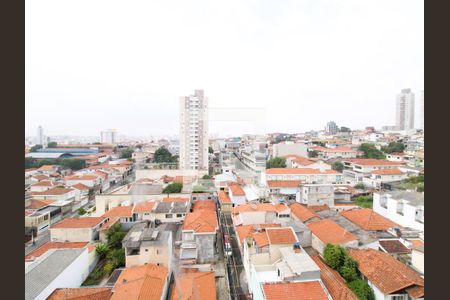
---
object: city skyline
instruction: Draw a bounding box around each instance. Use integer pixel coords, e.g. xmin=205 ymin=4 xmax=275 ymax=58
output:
xmin=26 ymin=0 xmax=423 ymax=136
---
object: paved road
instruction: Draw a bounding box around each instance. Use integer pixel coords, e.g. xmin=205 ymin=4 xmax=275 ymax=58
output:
xmin=25 ymin=230 xmax=50 ymax=255
xmin=220 ymin=213 xmax=251 ymax=300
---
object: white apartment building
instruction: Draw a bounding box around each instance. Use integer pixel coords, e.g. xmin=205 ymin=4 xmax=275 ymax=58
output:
xmin=100 ymin=129 xmax=118 ymax=144
xmin=373 ymin=191 xmax=424 ymax=231
xmin=396 ymin=88 xmax=415 ymax=130
xmin=179 ymin=90 xmax=209 ymax=171
xmin=36 ymin=125 xmax=47 ymax=147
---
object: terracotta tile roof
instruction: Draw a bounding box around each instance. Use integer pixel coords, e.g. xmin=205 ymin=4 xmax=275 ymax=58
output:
xmin=32 ymin=174 xmax=50 ymax=181
xmin=318 ymin=146 xmax=355 ymax=153
xmin=266 ymin=180 xmax=302 ymax=188
xmin=232 ymin=203 xmax=280 ymax=214
xmin=162 ymin=197 xmax=189 ymax=203
xmin=409 ymin=239 xmax=424 ymax=249
xmin=307 ymin=219 xmax=358 ymax=245
xmin=51 ymin=217 xmax=106 ymax=229
xmin=266 ymin=168 xmax=339 ymax=175
xmin=262 ymin=281 xmax=329 ymax=300
xmin=65 ymin=174 xmax=100 ymax=181
xmin=25 ymin=168 xmax=38 ymax=172
xmin=31 ymin=180 xmax=56 ymax=187
xmin=308 ymin=204 xmax=330 ymax=212
xmin=252 ymin=232 xmax=269 ymax=248
xmin=25 ymin=242 xmax=88 ymax=260
xmin=31 ymin=187 xmax=74 ymax=195
xmin=349 ymin=249 xmax=424 ymax=297
xmin=340 ymin=208 xmax=398 ymax=231
xmin=102 ymin=206 xmax=134 ymax=218
xmin=228 ymin=184 xmax=246 ymax=196
xmin=37 ymin=165 xmax=56 ymax=171
xmin=171 ymin=271 xmax=216 ymax=300
xmin=379 ymin=240 xmax=411 ymax=254
xmin=292 ymin=156 xmax=317 ymax=166
xmin=235 ymin=224 xmax=281 ymax=243
xmin=71 ymin=183 xmax=90 ymax=190
xmin=174 ymin=176 xmax=196 ymax=184
xmin=290 ymin=203 xmax=320 ymax=223
xmin=47 ymin=287 xmax=112 ymax=300
xmin=133 ymin=201 xmax=155 ymax=213
xmin=311 ymin=255 xmax=358 ymax=300
xmin=266 ymin=228 xmax=298 ymax=245
xmin=26 ymin=199 xmax=56 ymax=209
xmin=111 ymin=264 xmax=168 ymax=300
xmin=344 ymin=159 xmax=405 ymax=166
xmin=183 ymin=210 xmax=218 ymax=233
xmin=371 ymin=168 xmax=404 ymax=175
xmin=100 ymin=217 xmax=120 ymax=231
xmin=93 ymin=171 xmax=108 ymax=179
xmin=218 ymin=191 xmax=231 ymax=203
xmin=192 ymin=200 xmax=216 ymax=212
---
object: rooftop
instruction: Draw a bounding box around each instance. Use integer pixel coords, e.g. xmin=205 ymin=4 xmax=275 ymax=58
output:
xmin=379 ymin=240 xmax=411 ymax=254
xmin=183 ymin=210 xmax=218 ymax=233
xmin=218 ymin=191 xmax=231 ymax=203
xmin=102 ymin=206 xmax=134 ymax=218
xmin=262 ymin=281 xmax=329 ymax=300
xmin=51 ymin=217 xmax=105 ymax=229
xmin=266 ymin=168 xmax=339 ymax=175
xmin=266 ymin=180 xmax=302 ymax=188
xmin=171 ymin=271 xmax=216 ymax=300
xmin=47 ymin=288 xmax=112 ymax=300
xmin=340 ymin=208 xmax=398 ymax=231
xmin=290 ymin=203 xmax=320 ymax=223
xmin=31 ymin=187 xmax=74 ymax=195
xmin=307 ymin=219 xmax=358 ymax=245
xmin=25 ymin=241 xmax=88 ymax=260
xmin=384 ymin=191 xmax=425 ymax=207
xmin=344 ymin=158 xmax=404 ymax=166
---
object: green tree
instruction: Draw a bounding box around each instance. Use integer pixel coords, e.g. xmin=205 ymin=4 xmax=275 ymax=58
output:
xmin=154 ymin=147 xmax=176 ymax=163
xmin=323 ymin=244 xmax=347 ymax=270
xmin=355 ymin=196 xmax=373 ymax=208
xmin=202 ymin=174 xmax=212 ymax=180
xmin=30 ymin=145 xmax=43 ymax=152
xmin=308 ymin=150 xmax=319 ymax=158
xmin=266 ymin=157 xmax=286 ymax=169
xmin=348 ymin=279 xmax=375 ymax=300
xmin=332 ymin=161 xmax=344 ymax=172
xmin=95 ymin=243 xmax=109 ymax=259
xmin=120 ymin=148 xmax=134 ymax=159
xmin=192 ymin=184 xmax=206 ymax=193
xmin=77 ymin=208 xmax=87 ymax=215
xmin=340 ymin=256 xmax=359 ymax=282
xmin=47 ymin=141 xmax=58 ymax=148
xmin=103 ymin=262 xmax=115 ymax=275
xmin=25 ymin=157 xmax=37 ymax=169
xmin=358 ymin=143 xmax=385 ymax=159
xmin=208 ymin=146 xmax=214 ymax=154
xmin=106 ymin=223 xmax=127 ymax=249
xmin=163 ymin=182 xmax=183 ymax=194
xmin=60 ymin=159 xmax=86 ymax=171
xmin=107 ymin=248 xmax=126 ymax=268
xmin=354 ymin=183 xmax=366 ymax=190
xmin=381 ymin=141 xmax=405 ymax=154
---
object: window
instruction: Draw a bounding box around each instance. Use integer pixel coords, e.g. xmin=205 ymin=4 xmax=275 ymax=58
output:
xmin=145 ymin=249 xmax=148 ymax=252
xmin=43 ymin=215 xmax=49 ymax=221
xmin=144 ymin=212 xmax=149 ymax=216
xmin=166 ymin=214 xmax=173 ymax=218
xmin=391 ymin=296 xmax=406 ymax=300
xmin=176 ymin=214 xmax=183 ymax=218
xmin=156 ymin=249 xmax=160 ymax=254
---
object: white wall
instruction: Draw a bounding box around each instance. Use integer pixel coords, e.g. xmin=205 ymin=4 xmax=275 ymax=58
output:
xmin=412 ymin=249 xmax=424 ymax=274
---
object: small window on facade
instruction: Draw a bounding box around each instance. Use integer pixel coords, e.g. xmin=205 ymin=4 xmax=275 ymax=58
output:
xmin=156 ymin=250 xmax=159 ymax=254
xmin=145 ymin=249 xmax=148 ymax=252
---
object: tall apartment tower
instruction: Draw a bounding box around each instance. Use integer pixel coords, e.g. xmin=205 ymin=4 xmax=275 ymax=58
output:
xmin=179 ymin=90 xmax=209 ymax=171
xmin=36 ymin=125 xmax=46 ymax=147
xmin=100 ymin=129 xmax=118 ymax=144
xmin=396 ymin=88 xmax=415 ymax=130
xmin=325 ymin=121 xmax=339 ymax=134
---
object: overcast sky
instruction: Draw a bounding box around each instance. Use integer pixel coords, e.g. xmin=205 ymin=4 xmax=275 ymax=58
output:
xmin=25 ymin=0 xmax=424 ymax=137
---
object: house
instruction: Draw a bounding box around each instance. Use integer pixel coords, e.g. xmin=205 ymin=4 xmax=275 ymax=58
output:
xmin=228 ymin=183 xmax=247 ymax=205
xmin=411 ymin=241 xmax=424 ymax=274
xmin=25 ymin=208 xmax=52 ymax=237
xmin=152 ymin=200 xmax=190 ymax=223
xmin=235 ymin=223 xmax=281 ymax=250
xmin=30 ymin=180 xmax=57 ymax=192
xmin=171 ymin=270 xmax=216 ymax=300
xmin=25 ymin=248 xmax=90 ymax=300
xmin=373 ymin=191 xmax=424 ymax=231
xmin=266 ymin=180 xmax=302 ymax=201
xmin=309 ymin=146 xmax=357 ymax=159
xmin=262 ymin=281 xmax=330 ymax=300
xmin=232 ymin=203 xmax=291 ymax=226
xmin=50 ymin=217 xmax=107 ymax=242
xmin=290 ymin=203 xmax=320 ymax=224
xmin=111 ymin=264 xmax=169 ymax=300
xmin=102 ymin=205 xmax=135 ymax=229
xmin=47 ymin=287 xmax=112 ymax=300
xmin=26 ymin=199 xmax=56 ymax=210
xmin=218 ymin=191 xmax=233 ymax=213
xmin=311 ymin=255 xmax=359 ymax=300
xmin=36 ymin=164 xmax=60 ymax=174
xmin=342 ymin=159 xmax=405 ymax=184
xmin=340 ymin=208 xmax=398 ymax=231
xmin=284 ymin=155 xmax=332 ymax=170
xmin=307 ymin=219 xmax=358 ymax=255
xmin=133 ymin=201 xmax=156 ymax=221
xmin=122 ymin=222 xmax=173 ymax=271
xmin=349 ymin=249 xmax=424 ymax=300
xmin=263 ymin=168 xmax=343 ymax=185
xmin=64 ymin=174 xmax=102 ymax=188
xmin=363 ymin=168 xmax=407 ymax=188
xmin=386 ymin=152 xmax=415 ymax=164
xmin=297 ymin=184 xmax=335 ymax=206
xmin=31 ymin=174 xmax=50 ymax=182
xmin=31 ymin=187 xmax=79 ymax=202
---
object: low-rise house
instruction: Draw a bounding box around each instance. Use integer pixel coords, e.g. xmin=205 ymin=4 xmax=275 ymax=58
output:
xmin=411 ymin=241 xmax=424 ymax=274
xmin=25 ymin=248 xmax=90 ymax=300
xmin=266 ymin=180 xmax=302 ymax=201
xmin=386 ymin=152 xmax=415 ymax=164
xmin=111 ymin=264 xmax=169 ymax=300
xmin=31 ymin=174 xmax=50 ymax=183
xmin=232 ymin=203 xmax=291 ymax=226
xmin=262 ymin=281 xmax=331 ymax=300
xmin=235 ymin=223 xmax=281 ymax=251
xmin=373 ymin=191 xmax=424 ymax=231
xmin=228 ymin=183 xmax=247 ymax=205
xmin=363 ymin=168 xmax=408 ymax=188
xmin=25 ymin=208 xmax=51 ymax=237
xmin=102 ymin=205 xmax=135 ymax=229
xmin=47 ymin=287 xmax=112 ymax=300
xmin=284 ymin=155 xmax=332 ymax=170
xmin=342 ymin=159 xmax=405 ymax=184
xmin=30 ymin=180 xmax=57 ymax=192
xmin=263 ymin=168 xmax=343 ymax=185
xmin=298 ymin=184 xmax=335 ymax=206
xmin=218 ymin=191 xmax=233 ymax=213
xmin=290 ymin=203 xmax=320 ymax=224
xmin=171 ymin=270 xmax=216 ymax=300
xmin=36 ymin=164 xmax=60 ymax=174
xmin=50 ymin=217 xmax=107 ymax=242
xmin=133 ymin=201 xmax=156 ymax=221
xmin=307 ymin=219 xmax=358 ymax=255
xmin=181 ymin=210 xmax=218 ymax=264
xmin=309 ymin=146 xmax=357 ymax=160
xmin=152 ymin=200 xmax=190 ymax=223
xmin=122 ymin=222 xmax=173 ymax=271
xmin=31 ymin=187 xmax=79 ymax=202
xmin=349 ymin=249 xmax=424 ymax=300
xmin=340 ymin=208 xmax=399 ymax=231
xmin=64 ymin=174 xmax=102 ymax=188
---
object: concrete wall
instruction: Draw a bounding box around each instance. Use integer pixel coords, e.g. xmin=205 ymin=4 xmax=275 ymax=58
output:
xmin=50 ymin=228 xmax=95 ymax=242
xmin=272 ymin=143 xmax=308 ymax=157
xmin=412 ymin=249 xmax=424 ymax=274
xmin=135 ymin=169 xmax=207 ymax=181
xmin=195 ymin=233 xmax=216 ymax=263
xmin=126 ymin=233 xmax=173 ymax=272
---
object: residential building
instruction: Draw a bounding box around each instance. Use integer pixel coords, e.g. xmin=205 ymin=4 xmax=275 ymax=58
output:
xmin=290 ymin=203 xmax=320 ymax=224
xmin=25 ymin=248 xmax=89 ymax=300
xmin=396 ymin=88 xmax=415 ymax=130
xmin=340 ymin=208 xmax=398 ymax=231
xmin=272 ymin=142 xmax=308 ymax=158
xmin=179 ymin=89 xmax=209 ymax=171
xmin=36 ymin=125 xmax=47 ymax=147
xmin=373 ymin=191 xmax=424 ymax=231
xmin=31 ymin=187 xmax=80 ymax=202
xmin=349 ymin=249 xmax=424 ymax=300
xmin=122 ymin=222 xmax=173 ymax=270
xmin=307 ymin=219 xmax=358 ymax=255
xmin=111 ymin=264 xmax=169 ymax=300
xmin=308 ymin=146 xmax=357 ymax=160
xmin=263 ymin=168 xmax=343 ymax=185
xmin=30 ymin=180 xmax=57 ymax=192
xmin=228 ymin=183 xmax=247 ymax=205
xmin=232 ymin=203 xmax=292 ymax=227
xmin=266 ymin=180 xmax=302 ymax=201
xmin=50 ymin=217 xmax=107 ymax=242
xmin=363 ymin=168 xmax=407 ymax=188
xmin=385 ymin=152 xmax=414 ymax=164
xmin=325 ymin=121 xmax=339 ymax=134
xmin=342 ymin=159 xmax=405 ymax=184
xmin=47 ymin=288 xmax=112 ymax=300
xmin=218 ymin=191 xmax=233 ymax=213
xmin=100 ymin=129 xmax=118 ymax=144
xmin=284 ymin=155 xmax=331 ymax=170
xmin=298 ymin=184 xmax=335 ymax=207
xmin=411 ymin=241 xmax=424 ymax=274
xmin=171 ymin=270 xmax=216 ymax=300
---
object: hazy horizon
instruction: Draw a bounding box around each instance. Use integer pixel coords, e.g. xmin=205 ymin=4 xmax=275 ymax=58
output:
xmin=26 ymin=0 xmax=424 ymax=137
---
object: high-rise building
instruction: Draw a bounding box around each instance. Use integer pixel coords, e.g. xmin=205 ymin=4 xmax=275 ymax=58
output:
xmin=179 ymin=90 xmax=209 ymax=171
xmin=100 ymin=129 xmax=118 ymax=144
xmin=396 ymin=89 xmax=415 ymax=130
xmin=325 ymin=121 xmax=339 ymax=134
xmin=420 ymin=90 xmax=424 ymax=131
xmin=36 ymin=125 xmax=46 ymax=147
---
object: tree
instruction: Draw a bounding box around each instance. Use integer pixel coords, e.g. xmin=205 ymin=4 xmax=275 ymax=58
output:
xmin=77 ymin=208 xmax=87 ymax=215
xmin=25 ymin=157 xmax=37 ymax=169
xmin=381 ymin=141 xmax=405 ymax=154
xmin=106 ymin=223 xmax=127 ymax=249
xmin=332 ymin=161 xmax=344 ymax=172
xmin=120 ymin=148 xmax=133 ymax=159
xmin=163 ymin=182 xmax=183 ymax=194
xmin=202 ymin=174 xmax=212 ymax=180
xmin=192 ymin=184 xmax=206 ymax=193
xmin=208 ymin=146 xmax=214 ymax=154
xmin=103 ymin=262 xmax=114 ymax=275
xmin=348 ymin=279 xmax=375 ymax=300
xmin=266 ymin=157 xmax=286 ymax=169
xmin=355 ymin=196 xmax=373 ymax=208
xmin=323 ymin=244 xmax=347 ymax=270
xmin=340 ymin=256 xmax=359 ymax=282
xmin=154 ymin=147 xmax=176 ymax=163
xmin=60 ymin=159 xmax=86 ymax=171
xmin=340 ymin=126 xmax=351 ymax=132
xmin=30 ymin=145 xmax=43 ymax=152
xmin=95 ymin=243 xmax=109 ymax=259
xmin=107 ymin=248 xmax=126 ymax=268
xmin=308 ymin=150 xmax=319 ymax=158
xmin=354 ymin=183 xmax=366 ymax=190
xmin=47 ymin=141 xmax=58 ymax=148
xmin=358 ymin=143 xmax=385 ymax=159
